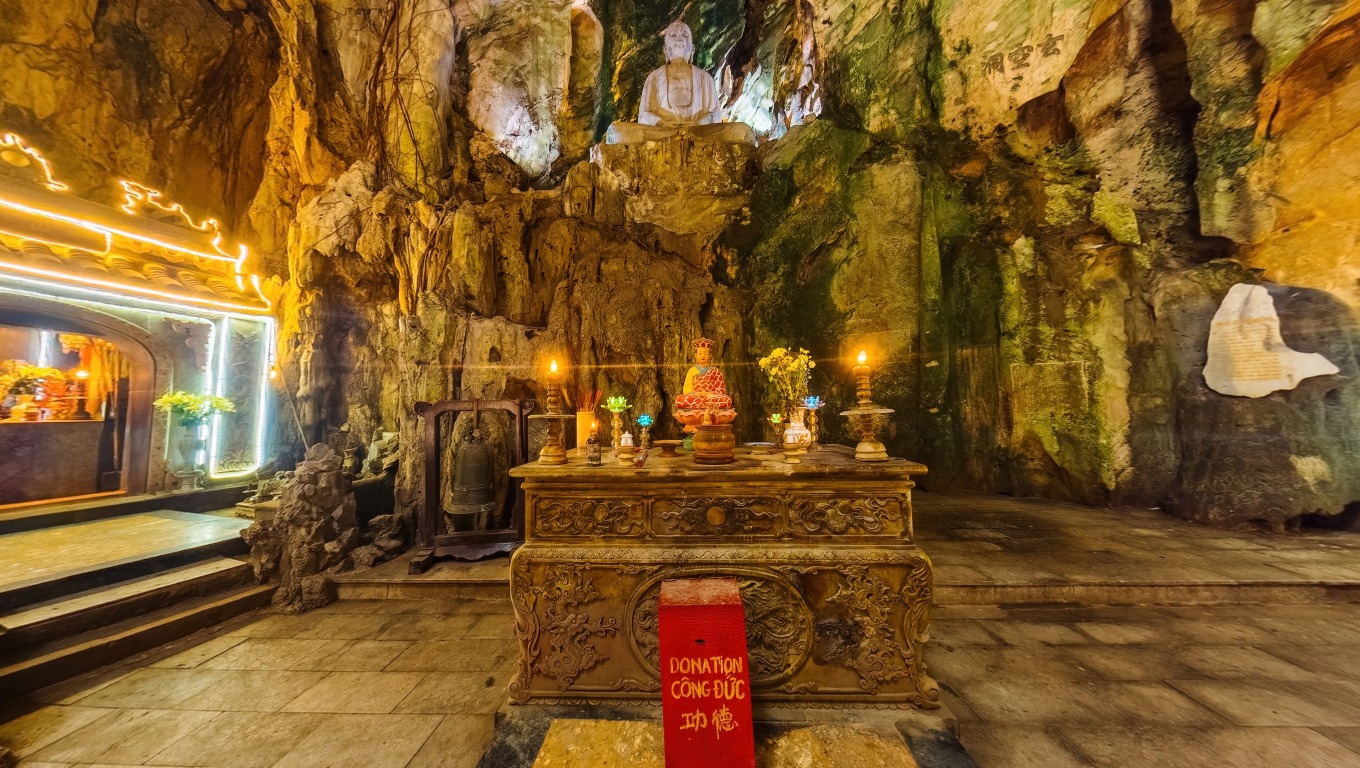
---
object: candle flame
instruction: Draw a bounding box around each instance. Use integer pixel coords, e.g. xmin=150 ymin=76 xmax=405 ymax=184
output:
xmin=857 ymin=350 xmax=867 ymax=365
xmin=75 ymin=369 xmax=89 ymax=379
xmin=550 ymin=359 xmax=558 ymax=374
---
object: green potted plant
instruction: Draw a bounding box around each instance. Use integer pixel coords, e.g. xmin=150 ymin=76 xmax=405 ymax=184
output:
xmin=153 ymin=391 xmax=235 ymax=489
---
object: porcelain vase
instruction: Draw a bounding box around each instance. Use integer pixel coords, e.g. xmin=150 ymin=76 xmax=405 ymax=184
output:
xmin=174 ymin=423 xmax=207 ymax=490
xmin=783 ymin=406 xmax=812 ymax=452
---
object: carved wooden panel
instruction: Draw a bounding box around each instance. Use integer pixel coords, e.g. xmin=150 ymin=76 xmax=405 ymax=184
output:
xmin=509 ymin=545 xmax=938 ymax=709
xmin=508 ymin=445 xmax=932 ymax=707
xmin=627 ymin=567 xmax=813 ymax=686
xmin=533 ymin=497 xmax=646 ymax=537
xmin=651 ymin=497 xmax=782 ymax=537
xmin=786 ymin=495 xmax=906 ymax=537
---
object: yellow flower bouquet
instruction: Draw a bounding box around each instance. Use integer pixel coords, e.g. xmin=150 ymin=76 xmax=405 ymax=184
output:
xmin=757 ymin=347 xmax=815 ymax=408
xmin=0 ymin=362 xmax=63 ymax=396
xmin=153 ymin=391 xmax=236 ymax=427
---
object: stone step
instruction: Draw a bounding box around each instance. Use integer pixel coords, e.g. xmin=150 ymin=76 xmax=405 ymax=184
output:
xmin=0 ymin=583 xmax=273 ymax=697
xmin=0 ymin=510 xmax=250 ymax=613
xmin=330 ymin=557 xmax=1360 ymax=607
xmin=332 ymin=555 xmax=509 ymax=602
xmin=0 ymin=557 xmax=253 ymax=652
xmin=0 ymin=486 xmax=248 ymax=536
xmin=935 ymin=580 xmax=1360 ymax=607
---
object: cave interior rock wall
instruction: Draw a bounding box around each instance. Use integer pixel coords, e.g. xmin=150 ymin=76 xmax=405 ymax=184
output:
xmin=3 ymin=0 xmax=1358 ymax=530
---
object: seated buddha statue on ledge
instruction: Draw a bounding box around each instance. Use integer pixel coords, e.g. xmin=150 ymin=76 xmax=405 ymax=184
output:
xmin=605 ymin=21 xmax=755 ymax=146
xmin=673 ymin=337 xmax=737 ymax=433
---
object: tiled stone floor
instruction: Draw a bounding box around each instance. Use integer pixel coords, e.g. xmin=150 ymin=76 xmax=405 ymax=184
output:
xmin=916 ymin=494 xmax=1360 ymax=588
xmin=0 ymin=601 xmax=514 ymax=768
xmin=931 ymin=603 xmax=1360 ymax=767
xmin=331 ymin=493 xmax=1360 ymax=601
xmin=3 ymin=496 xmax=1360 ymax=767
xmin=8 ymin=599 xmax=1360 ymax=767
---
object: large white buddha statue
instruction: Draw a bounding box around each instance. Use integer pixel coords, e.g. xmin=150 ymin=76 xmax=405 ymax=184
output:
xmin=606 ymin=21 xmax=754 ymax=145
xmin=641 ymin=21 xmax=721 ymax=128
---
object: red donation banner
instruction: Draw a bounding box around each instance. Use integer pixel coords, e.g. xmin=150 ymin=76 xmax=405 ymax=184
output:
xmin=659 ymin=577 xmax=756 ymax=768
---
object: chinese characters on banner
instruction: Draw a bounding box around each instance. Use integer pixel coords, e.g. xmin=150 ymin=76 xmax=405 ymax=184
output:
xmin=659 ymin=578 xmax=756 ymax=768
xmin=982 ymin=33 xmax=1064 ymax=77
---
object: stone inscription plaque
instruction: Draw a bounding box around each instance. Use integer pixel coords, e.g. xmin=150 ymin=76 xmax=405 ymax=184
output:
xmin=1204 ymin=283 xmax=1339 ymax=398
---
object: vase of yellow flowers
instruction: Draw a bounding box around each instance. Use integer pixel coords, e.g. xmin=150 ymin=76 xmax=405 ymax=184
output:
xmin=153 ymin=391 xmax=235 ymax=489
xmin=757 ymin=347 xmax=815 ymax=451
xmin=0 ymin=362 xmax=63 ymax=421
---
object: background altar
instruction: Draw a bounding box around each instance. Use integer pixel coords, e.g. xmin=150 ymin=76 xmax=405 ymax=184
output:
xmin=507 ymin=444 xmax=939 ymax=709
xmin=0 ymin=420 xmax=104 ymax=504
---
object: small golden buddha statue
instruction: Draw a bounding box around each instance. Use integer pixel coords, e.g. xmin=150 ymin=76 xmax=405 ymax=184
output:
xmin=674 ymin=337 xmax=735 ymax=432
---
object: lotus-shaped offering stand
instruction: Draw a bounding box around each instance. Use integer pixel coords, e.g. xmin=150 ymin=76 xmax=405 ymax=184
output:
xmin=673 ymin=408 xmax=737 ymax=429
xmin=636 ymin=414 xmax=654 ymax=450
xmin=604 ymin=396 xmax=630 ymax=453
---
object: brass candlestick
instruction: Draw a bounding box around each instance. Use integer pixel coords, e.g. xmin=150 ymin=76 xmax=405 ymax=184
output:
xmin=840 ymin=350 xmax=892 ymax=462
xmin=535 ymin=359 xmax=569 ymax=465
xmin=71 ymin=369 xmax=92 ymax=420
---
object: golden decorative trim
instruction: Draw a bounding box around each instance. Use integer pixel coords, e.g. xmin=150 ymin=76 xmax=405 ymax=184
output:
xmin=0 ymin=131 xmax=269 ymax=314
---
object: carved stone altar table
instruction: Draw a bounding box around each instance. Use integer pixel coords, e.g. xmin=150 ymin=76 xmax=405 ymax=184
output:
xmin=507 ymin=444 xmax=939 ymax=709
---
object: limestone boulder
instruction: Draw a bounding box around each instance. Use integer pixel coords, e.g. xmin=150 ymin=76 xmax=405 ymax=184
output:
xmin=593 ymin=137 xmax=757 ymax=267
xmin=1154 ymin=263 xmax=1360 ymax=528
xmin=559 ymin=4 xmax=605 ymax=169
xmin=470 ymin=133 xmax=529 ymax=197
xmin=243 ymin=444 xmax=358 ymax=613
xmin=1237 ymin=5 xmax=1360 ymax=310
xmin=0 ymin=0 xmax=275 ymax=229
xmin=1169 ymin=0 xmax=1360 ymax=311
xmin=449 ymin=202 xmax=499 ymax=316
xmin=375 ymin=0 xmax=459 ymax=194
xmin=292 ymin=162 xmax=376 ymax=263
xmin=458 ymin=0 xmax=574 ymax=181
xmin=562 ymin=160 xmax=625 ymax=226
xmin=800 ymin=0 xmax=936 ymax=138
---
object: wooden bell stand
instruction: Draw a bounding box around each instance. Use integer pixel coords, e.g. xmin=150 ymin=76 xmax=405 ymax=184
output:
xmin=408 ymin=398 xmax=535 ymax=574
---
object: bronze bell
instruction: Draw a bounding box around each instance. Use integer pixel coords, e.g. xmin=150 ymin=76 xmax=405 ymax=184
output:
xmin=446 ymin=429 xmax=500 ymax=532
